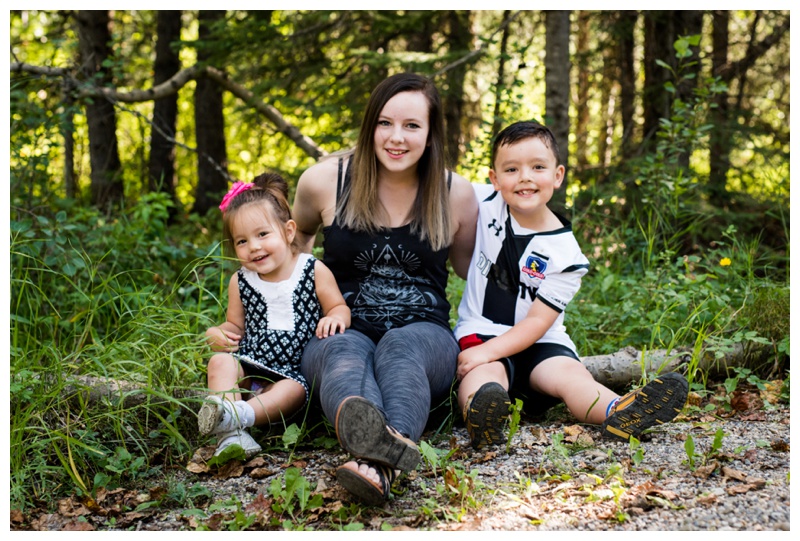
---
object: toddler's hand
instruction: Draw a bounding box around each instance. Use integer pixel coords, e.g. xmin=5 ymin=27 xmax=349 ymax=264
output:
xmin=315 ymin=316 xmax=347 ymax=339
xmin=206 ymin=327 xmax=241 ymax=352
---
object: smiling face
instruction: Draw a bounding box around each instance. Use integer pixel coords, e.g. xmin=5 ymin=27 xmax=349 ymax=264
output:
xmin=230 ymin=202 xmax=297 ymax=282
xmin=489 ymin=136 xmax=565 ymax=226
xmin=373 ymin=90 xmax=430 ymax=176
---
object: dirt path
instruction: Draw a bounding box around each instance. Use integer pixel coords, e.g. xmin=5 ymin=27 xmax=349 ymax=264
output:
xmin=17 ymin=402 xmax=790 ymax=531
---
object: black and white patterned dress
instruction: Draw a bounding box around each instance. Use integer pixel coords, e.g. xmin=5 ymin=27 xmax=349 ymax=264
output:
xmin=233 ymin=253 xmax=320 ymax=399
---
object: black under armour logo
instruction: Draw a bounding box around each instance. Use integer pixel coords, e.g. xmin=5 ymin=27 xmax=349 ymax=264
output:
xmin=488 ymin=219 xmax=503 ymax=236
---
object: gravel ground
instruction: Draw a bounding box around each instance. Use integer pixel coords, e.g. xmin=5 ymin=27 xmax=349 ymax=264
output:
xmin=20 ymin=403 xmax=790 ymax=531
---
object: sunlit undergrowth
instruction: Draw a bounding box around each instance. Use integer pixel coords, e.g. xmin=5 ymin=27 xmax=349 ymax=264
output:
xmin=8 ymin=51 xmax=789 ymax=511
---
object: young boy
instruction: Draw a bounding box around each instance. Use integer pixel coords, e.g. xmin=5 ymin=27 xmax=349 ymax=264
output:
xmin=454 ymin=121 xmax=688 ymax=449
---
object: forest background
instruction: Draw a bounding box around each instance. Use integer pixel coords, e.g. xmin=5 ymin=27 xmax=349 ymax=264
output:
xmin=7 ymin=9 xmax=791 ymax=526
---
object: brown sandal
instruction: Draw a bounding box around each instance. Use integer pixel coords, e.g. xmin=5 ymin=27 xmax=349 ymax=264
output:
xmin=334 ymin=396 xmax=420 ymax=471
xmin=336 ymin=460 xmax=396 ymax=506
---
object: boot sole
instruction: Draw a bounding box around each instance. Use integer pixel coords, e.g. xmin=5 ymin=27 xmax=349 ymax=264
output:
xmin=602 ymin=372 xmax=688 ymax=442
xmin=466 ymin=382 xmax=511 ymax=449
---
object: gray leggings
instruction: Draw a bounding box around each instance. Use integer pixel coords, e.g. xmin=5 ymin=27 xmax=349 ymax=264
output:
xmin=300 ymin=322 xmax=459 ymax=441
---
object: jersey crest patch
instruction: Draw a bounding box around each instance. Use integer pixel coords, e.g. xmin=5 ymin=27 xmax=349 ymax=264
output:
xmin=522 ymin=254 xmax=547 ymax=279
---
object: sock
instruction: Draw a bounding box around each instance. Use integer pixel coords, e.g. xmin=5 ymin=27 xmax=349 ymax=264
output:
xmin=234 ymin=400 xmax=256 ymax=428
xmin=605 ymin=397 xmax=620 ymax=418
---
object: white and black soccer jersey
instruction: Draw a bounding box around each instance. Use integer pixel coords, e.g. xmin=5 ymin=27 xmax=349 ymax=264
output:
xmin=454 ymin=183 xmax=590 ymax=354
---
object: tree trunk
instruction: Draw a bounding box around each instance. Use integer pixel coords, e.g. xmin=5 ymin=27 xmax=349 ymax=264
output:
xmin=674 ymin=10 xmax=704 ymax=170
xmin=147 ymin=10 xmax=182 ymax=216
xmin=191 ymin=10 xmax=229 ymax=216
xmin=61 ymin=78 xmax=76 ymax=199
xmin=708 ymin=10 xmax=731 ymax=207
xmin=442 ymin=10 xmax=472 ymax=169
xmin=599 ymin=48 xmax=616 ymax=171
xmin=574 ymin=11 xmax=590 ymax=176
xmin=491 ymin=10 xmax=511 ymax=139
xmin=75 ymin=10 xmax=123 ymax=210
xmin=544 ymin=10 xmax=571 ymax=213
xmin=616 ymin=11 xmax=637 ymax=160
xmin=642 ymin=11 xmax=674 ymax=151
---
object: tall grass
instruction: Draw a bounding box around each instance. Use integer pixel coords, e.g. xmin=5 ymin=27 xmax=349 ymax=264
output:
xmin=9 ymin=194 xmax=232 ymax=510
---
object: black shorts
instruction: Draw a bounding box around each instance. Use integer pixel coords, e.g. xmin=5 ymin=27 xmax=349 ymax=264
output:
xmin=460 ymin=334 xmax=581 ymax=416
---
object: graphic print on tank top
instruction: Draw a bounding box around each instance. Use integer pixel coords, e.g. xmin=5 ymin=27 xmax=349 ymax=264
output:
xmin=347 ymin=241 xmax=437 ymax=330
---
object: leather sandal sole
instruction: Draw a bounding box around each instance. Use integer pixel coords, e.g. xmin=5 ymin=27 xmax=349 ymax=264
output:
xmin=335 ymin=396 xmax=420 ymax=471
xmin=336 ymin=463 xmax=392 ymax=506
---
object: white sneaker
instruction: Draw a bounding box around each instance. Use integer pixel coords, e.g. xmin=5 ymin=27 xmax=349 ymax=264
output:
xmin=198 ymin=396 xmax=251 ymax=436
xmin=214 ymin=429 xmax=262 ymax=458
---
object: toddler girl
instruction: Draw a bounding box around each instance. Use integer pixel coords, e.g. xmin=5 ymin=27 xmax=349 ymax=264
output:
xmin=199 ymin=172 xmax=350 ymax=457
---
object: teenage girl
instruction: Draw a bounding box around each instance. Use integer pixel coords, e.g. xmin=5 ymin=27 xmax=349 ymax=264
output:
xmin=293 ymin=73 xmax=478 ymax=503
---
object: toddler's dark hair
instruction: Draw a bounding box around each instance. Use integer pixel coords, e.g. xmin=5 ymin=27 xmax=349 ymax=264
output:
xmin=490 ymin=121 xmax=560 ymax=167
xmin=221 ymin=172 xmax=299 ymax=257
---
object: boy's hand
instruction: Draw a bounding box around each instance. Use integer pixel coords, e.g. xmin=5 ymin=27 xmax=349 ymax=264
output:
xmin=457 ymin=346 xmax=495 ymax=381
xmin=206 ymin=327 xmax=241 ymax=352
xmin=316 ymin=316 xmax=347 ymax=339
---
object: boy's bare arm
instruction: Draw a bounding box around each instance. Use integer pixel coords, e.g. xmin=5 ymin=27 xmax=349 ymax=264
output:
xmin=456 ymin=300 xmax=560 ymax=380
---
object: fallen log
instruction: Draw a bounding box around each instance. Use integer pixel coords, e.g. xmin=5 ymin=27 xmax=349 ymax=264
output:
xmin=35 ymin=342 xmax=775 ymax=408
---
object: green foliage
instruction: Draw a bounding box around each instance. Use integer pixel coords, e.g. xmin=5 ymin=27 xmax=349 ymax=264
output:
xmin=568 ymin=37 xmax=788 ymax=391
xmin=268 ymin=467 xmax=324 ymax=524
xmin=505 ymin=398 xmax=523 ymax=454
xmin=684 ymin=428 xmax=726 ymax=470
xmin=9 ymin=192 xmax=228 ymax=510
xmin=628 ymin=436 xmax=644 ymax=468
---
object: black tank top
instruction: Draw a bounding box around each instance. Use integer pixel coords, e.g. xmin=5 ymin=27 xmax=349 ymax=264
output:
xmin=322 ymin=158 xmax=452 ymax=343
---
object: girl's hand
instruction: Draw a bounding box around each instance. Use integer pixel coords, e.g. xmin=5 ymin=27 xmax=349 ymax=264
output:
xmin=456 ymin=346 xmax=494 ymax=381
xmin=315 ymin=316 xmax=347 ymax=339
xmin=206 ymin=326 xmax=241 ymax=352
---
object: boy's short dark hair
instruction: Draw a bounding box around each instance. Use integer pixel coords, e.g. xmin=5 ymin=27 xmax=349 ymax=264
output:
xmin=490 ymin=121 xmax=561 ymax=167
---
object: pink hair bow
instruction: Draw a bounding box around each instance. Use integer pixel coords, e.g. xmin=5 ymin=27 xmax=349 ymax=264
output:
xmin=219 ymin=181 xmax=253 ymax=212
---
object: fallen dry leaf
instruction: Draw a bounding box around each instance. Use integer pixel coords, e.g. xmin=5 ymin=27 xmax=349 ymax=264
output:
xmin=186 ymin=461 xmax=209 ymax=474
xmin=686 ymin=391 xmax=703 ymax=408
xmin=114 ymin=511 xmax=148 ymax=528
xmin=245 ymin=456 xmax=270 ymax=468
xmin=730 ymin=390 xmax=763 ymax=412
xmin=760 ymin=380 xmax=784 ymax=405
xmin=473 ymin=450 xmax=498 ymax=464
xmin=727 ymin=482 xmax=764 ymax=495
xmin=721 ymin=466 xmax=748 ymax=482
xmin=148 ymin=486 xmax=168 ymax=501
xmin=250 ymin=466 xmax=277 ymax=479
xmin=770 ymin=438 xmax=789 ymax=452
xmin=244 ymin=492 xmax=273 ymax=518
xmin=57 ymin=496 xmax=91 ymax=518
xmin=529 ymin=425 xmax=549 ymax=444
xmin=696 ymin=493 xmax=718 ymax=506
xmin=214 ymin=460 xmax=244 ymax=479
xmin=31 ymin=513 xmax=64 ymax=531
xmin=10 ymin=509 xmax=25 ymax=525
xmin=62 ymin=519 xmax=94 ymax=531
xmin=739 ymin=411 xmax=767 ymax=421
xmin=563 ymin=424 xmax=585 ymax=443
xmin=693 ymin=461 xmax=720 ymax=479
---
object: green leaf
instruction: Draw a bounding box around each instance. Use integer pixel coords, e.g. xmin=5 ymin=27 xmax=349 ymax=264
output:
xmin=207 ymin=444 xmax=247 ymax=466
xmin=282 ymin=423 xmax=301 ymax=448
